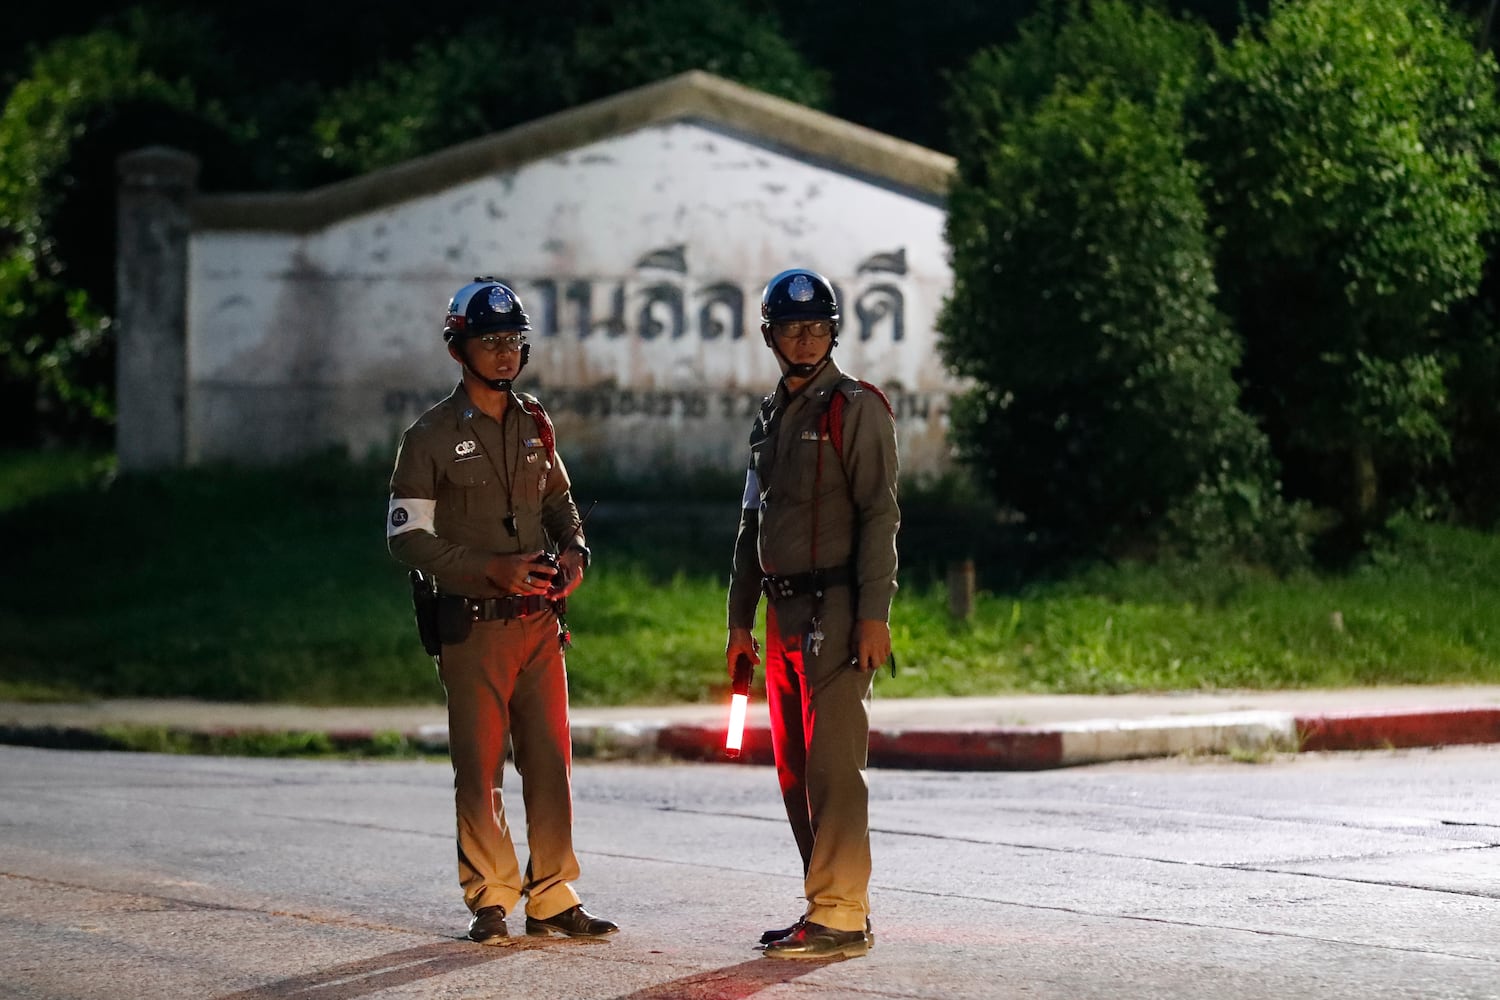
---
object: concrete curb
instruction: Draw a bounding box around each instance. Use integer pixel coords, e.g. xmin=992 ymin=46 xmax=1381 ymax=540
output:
xmin=7 ymin=706 xmax=1499 ymax=768
xmin=629 ymin=706 xmax=1500 ymax=768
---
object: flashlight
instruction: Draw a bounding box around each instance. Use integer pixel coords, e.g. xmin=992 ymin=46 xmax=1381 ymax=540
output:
xmin=725 ymin=653 xmax=754 ymax=758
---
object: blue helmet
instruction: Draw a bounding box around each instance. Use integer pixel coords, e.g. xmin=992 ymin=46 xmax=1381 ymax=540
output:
xmin=443 ymin=277 xmax=531 ymax=341
xmin=760 ymin=268 xmax=840 ymax=332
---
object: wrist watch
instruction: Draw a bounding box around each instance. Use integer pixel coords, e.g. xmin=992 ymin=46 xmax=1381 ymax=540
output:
xmin=569 ymin=541 xmax=592 ymax=569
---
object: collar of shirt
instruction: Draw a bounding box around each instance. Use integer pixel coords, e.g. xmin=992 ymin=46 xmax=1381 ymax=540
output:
xmin=447 ymin=381 xmax=521 ymax=431
xmin=774 ymin=357 xmax=846 ymax=413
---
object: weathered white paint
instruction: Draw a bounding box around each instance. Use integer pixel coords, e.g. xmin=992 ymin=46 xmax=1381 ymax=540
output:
xmin=183 ymin=82 xmax=959 ymax=476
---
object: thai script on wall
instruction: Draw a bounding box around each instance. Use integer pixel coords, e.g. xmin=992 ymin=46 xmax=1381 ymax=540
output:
xmin=505 ymin=245 xmax=911 ymax=344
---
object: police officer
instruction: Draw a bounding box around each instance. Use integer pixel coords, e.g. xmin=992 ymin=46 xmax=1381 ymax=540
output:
xmin=387 ymin=278 xmax=616 ymax=945
xmin=726 ymin=268 xmax=900 ymax=959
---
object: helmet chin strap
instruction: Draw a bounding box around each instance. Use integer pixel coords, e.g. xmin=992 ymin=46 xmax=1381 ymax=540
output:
xmin=767 ymin=333 xmax=834 ymax=382
xmin=457 ymin=339 xmax=529 ymax=393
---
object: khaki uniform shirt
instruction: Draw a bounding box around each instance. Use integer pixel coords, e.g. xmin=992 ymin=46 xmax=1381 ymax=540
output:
xmin=387 ymin=383 xmax=582 ymax=596
xmin=727 ymin=360 xmax=900 ymax=627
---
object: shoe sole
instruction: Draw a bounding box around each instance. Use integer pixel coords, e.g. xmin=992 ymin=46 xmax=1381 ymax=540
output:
xmin=525 ymin=922 xmax=619 ymax=939
xmin=762 ymin=939 xmax=870 ymax=960
xmin=758 ymin=931 xmax=874 ymax=950
xmin=468 ymin=932 xmax=508 ymax=946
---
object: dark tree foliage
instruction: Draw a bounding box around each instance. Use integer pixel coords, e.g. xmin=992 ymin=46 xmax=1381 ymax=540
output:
xmin=0 ymin=23 xmax=236 ymax=445
xmin=312 ymin=0 xmax=829 ymax=176
xmin=941 ymin=2 xmax=1301 ymax=566
xmin=1191 ymin=0 xmax=1500 ymax=547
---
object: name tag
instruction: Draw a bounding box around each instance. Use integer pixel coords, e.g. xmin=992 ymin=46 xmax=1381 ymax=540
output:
xmin=800 ymin=430 xmax=828 ymax=441
xmin=523 ymin=437 xmax=543 ymax=448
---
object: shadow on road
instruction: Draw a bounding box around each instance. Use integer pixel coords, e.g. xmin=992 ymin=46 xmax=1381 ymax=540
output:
xmin=213 ymin=941 xmax=514 ymax=999
xmin=606 ymin=954 xmax=848 ymax=999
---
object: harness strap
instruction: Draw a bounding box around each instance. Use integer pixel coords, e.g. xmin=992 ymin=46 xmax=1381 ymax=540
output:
xmin=518 ymin=396 xmax=556 ymax=463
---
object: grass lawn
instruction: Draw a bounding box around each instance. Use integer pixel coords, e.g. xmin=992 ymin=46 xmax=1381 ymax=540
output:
xmin=1 ymin=449 xmax=1496 ymax=705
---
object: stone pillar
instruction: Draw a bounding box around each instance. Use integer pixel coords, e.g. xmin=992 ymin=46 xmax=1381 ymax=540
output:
xmin=115 ymin=147 xmax=199 ymax=470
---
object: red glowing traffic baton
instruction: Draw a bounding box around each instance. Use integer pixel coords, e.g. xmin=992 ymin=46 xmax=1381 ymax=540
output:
xmin=725 ymin=653 xmax=754 ymax=758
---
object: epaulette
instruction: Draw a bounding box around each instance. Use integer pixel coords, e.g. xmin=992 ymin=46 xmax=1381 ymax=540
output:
xmin=820 ymin=377 xmax=894 ymax=461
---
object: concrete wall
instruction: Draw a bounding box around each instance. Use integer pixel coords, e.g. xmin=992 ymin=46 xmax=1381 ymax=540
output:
xmin=186 ymin=119 xmax=956 ymax=475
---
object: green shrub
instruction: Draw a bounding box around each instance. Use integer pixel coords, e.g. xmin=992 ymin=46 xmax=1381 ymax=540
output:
xmin=1193 ymin=0 xmax=1500 ymax=534
xmin=942 ymin=2 xmax=1296 ymax=564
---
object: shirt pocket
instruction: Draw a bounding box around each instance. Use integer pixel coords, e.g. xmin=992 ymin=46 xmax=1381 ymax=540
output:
xmin=437 ymin=459 xmax=490 ymax=521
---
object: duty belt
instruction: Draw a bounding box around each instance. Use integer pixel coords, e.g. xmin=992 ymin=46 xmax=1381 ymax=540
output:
xmin=440 ymin=594 xmax=564 ymax=621
xmin=762 ymin=566 xmax=852 ymax=601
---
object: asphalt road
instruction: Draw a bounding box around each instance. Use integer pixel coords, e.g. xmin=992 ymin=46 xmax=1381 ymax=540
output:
xmin=3 ymin=745 xmax=1499 ymax=999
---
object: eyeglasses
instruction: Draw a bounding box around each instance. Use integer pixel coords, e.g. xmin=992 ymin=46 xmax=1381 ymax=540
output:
xmin=472 ymin=333 xmax=526 ymax=354
xmin=772 ymin=321 xmax=833 ymax=342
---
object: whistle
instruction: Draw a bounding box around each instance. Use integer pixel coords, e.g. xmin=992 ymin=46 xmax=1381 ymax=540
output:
xmin=725 ymin=653 xmax=754 ymax=758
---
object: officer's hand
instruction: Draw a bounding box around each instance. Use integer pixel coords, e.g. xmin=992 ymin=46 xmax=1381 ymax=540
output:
xmin=484 ymin=552 xmax=556 ymax=596
xmin=851 ymin=619 xmax=891 ymax=673
xmin=550 ymin=548 xmax=586 ymax=598
xmin=726 ymin=627 xmax=761 ymax=678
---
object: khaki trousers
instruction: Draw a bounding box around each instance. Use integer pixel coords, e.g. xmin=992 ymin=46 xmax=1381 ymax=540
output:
xmin=765 ymin=585 xmax=873 ymax=933
xmin=438 ymin=610 xmax=581 ymax=920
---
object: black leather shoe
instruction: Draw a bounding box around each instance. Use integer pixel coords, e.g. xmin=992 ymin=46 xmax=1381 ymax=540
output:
xmin=760 ymin=916 xmax=872 ymax=948
xmin=762 ymin=920 xmax=870 ymax=959
xmin=525 ymin=904 xmax=619 ymax=938
xmin=759 ymin=917 xmax=805 ymax=946
xmin=466 ymin=905 xmax=508 ymax=944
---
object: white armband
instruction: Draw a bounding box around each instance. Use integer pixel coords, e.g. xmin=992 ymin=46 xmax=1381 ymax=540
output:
xmin=741 ymin=470 xmax=760 ymax=510
xmin=387 ymin=497 xmax=436 ymax=537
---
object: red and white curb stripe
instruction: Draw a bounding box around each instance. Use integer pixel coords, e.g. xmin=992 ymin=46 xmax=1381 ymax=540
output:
xmin=640 ymin=706 xmax=1500 ymax=770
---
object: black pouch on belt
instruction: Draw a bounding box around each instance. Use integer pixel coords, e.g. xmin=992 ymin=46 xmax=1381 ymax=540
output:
xmin=409 ymin=570 xmax=442 ymax=657
xmin=435 ymin=594 xmax=474 ymax=646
